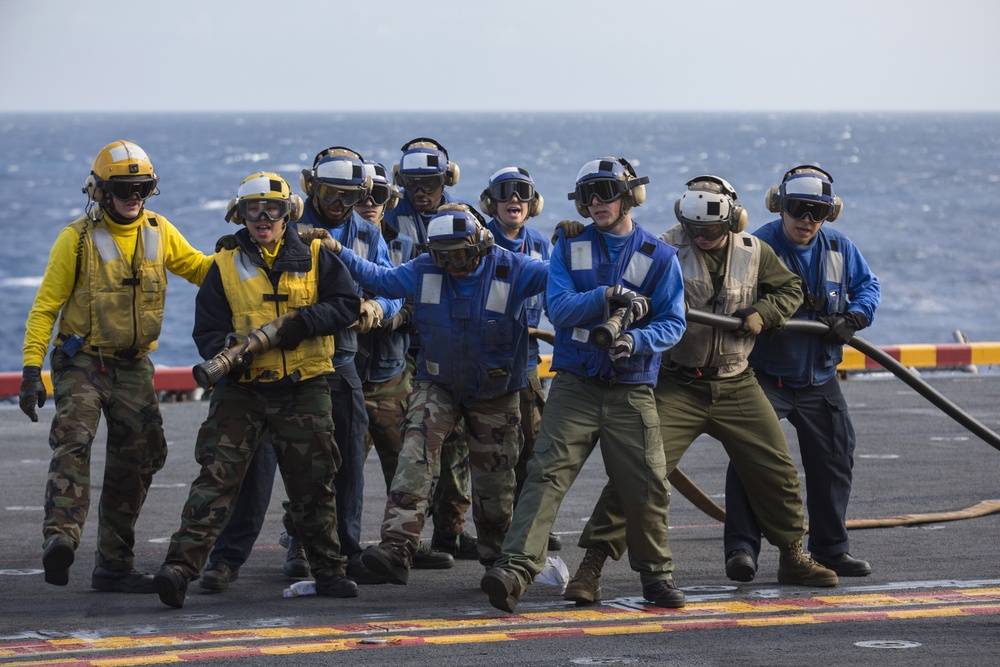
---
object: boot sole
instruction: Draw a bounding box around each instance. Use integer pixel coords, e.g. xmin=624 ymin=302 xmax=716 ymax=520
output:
xmin=42 ymin=541 xmax=74 ymax=587
xmin=563 ymin=584 xmax=601 ymax=605
xmin=777 ymin=571 xmax=839 ymax=587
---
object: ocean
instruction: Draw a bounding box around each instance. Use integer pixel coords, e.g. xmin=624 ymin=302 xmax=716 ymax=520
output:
xmin=2 ymin=111 xmax=999 ymax=373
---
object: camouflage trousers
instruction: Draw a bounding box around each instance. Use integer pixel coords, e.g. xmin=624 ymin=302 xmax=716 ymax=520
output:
xmin=381 ymin=380 xmax=522 ymax=563
xmin=404 ymin=355 xmax=472 ymax=540
xmin=363 ymin=369 xmax=412 ymax=493
xmin=44 ymin=349 xmax=167 ymax=571
xmin=163 ymin=377 xmax=345 ymax=582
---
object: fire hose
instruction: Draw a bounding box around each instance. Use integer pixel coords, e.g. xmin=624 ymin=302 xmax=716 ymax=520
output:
xmin=664 ymin=309 xmax=1000 ymax=528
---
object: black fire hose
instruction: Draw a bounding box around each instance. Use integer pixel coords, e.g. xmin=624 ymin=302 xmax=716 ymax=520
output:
xmin=685 ymin=309 xmax=1000 ymax=452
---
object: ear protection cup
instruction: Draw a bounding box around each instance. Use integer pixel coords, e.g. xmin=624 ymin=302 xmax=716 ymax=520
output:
xmin=732 ymin=206 xmax=748 ymax=232
xmin=300 ymin=168 xmax=315 ymax=197
xmin=287 ymin=194 xmax=304 ymax=222
xmin=391 ymin=163 xmax=402 ymax=187
xmin=617 ymin=157 xmax=646 ymax=208
xmin=225 ymin=196 xmax=241 ymax=224
xmin=529 ymin=193 xmax=544 ymax=217
xmin=83 ymin=174 xmax=102 ymax=202
xmin=574 ymin=200 xmax=591 ymax=219
xmin=445 ymin=162 xmax=460 ymax=187
xmin=765 ymin=186 xmax=782 ymax=213
xmin=478 ymin=188 xmax=496 ymax=217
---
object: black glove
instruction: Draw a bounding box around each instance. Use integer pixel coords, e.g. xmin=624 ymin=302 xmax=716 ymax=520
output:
xmin=276 ymin=317 xmax=308 ymax=350
xmin=607 ymin=285 xmax=651 ymax=324
xmin=384 ymin=302 xmax=414 ymax=332
xmin=19 ymin=365 xmax=46 ymax=423
xmin=732 ymin=307 xmax=764 ymax=338
xmin=215 ymin=234 xmax=239 ymax=252
xmin=226 ymin=349 xmax=254 ymax=382
xmin=608 ymin=333 xmax=634 ymax=362
xmin=820 ymin=311 xmax=868 ymax=345
xmin=552 ymin=219 xmax=585 ymax=244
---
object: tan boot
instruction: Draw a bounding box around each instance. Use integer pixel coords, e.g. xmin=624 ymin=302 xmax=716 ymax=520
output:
xmin=777 ymin=540 xmax=839 ymax=587
xmin=564 ymin=545 xmax=608 ymax=604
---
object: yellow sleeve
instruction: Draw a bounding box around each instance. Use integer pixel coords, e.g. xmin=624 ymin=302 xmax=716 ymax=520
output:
xmin=158 ymin=216 xmax=216 ymax=286
xmin=22 ymin=226 xmax=82 ymax=368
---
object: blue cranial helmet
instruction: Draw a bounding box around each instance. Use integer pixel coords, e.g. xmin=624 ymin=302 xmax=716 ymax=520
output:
xmin=480 ymin=166 xmax=544 ymax=218
xmin=766 ymin=165 xmax=843 ymax=222
xmin=393 ymin=137 xmax=460 ymax=190
xmin=567 ymin=156 xmax=648 ymax=218
xmin=425 ymin=204 xmax=493 ymax=269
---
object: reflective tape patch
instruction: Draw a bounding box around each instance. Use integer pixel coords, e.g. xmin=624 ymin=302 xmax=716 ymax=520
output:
xmin=623 ymin=252 xmax=652 ymax=287
xmin=420 ymin=273 xmax=443 ymax=304
xmin=486 ymin=280 xmax=511 ymax=314
xmin=570 ymin=241 xmax=593 ymax=271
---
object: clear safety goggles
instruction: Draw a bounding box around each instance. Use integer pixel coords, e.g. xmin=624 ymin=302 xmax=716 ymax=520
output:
xmin=364 ymin=183 xmax=392 ymax=206
xmin=489 ymin=180 xmax=534 ymax=202
xmin=430 ymin=244 xmax=476 ymax=269
xmin=681 ymin=221 xmax=727 ymax=242
xmin=573 ymin=178 xmax=628 ymax=205
xmin=783 ymin=197 xmax=832 ymax=222
xmin=107 ymin=179 xmax=156 ymax=201
xmin=240 ymin=198 xmax=289 ymax=222
xmin=399 ymin=173 xmax=446 ymax=194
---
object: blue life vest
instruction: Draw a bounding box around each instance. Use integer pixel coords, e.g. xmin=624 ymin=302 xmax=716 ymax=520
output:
xmin=411 ymin=248 xmax=530 ymax=406
xmin=553 ymin=224 xmax=675 ymax=384
xmin=750 ymin=219 xmax=853 ymax=385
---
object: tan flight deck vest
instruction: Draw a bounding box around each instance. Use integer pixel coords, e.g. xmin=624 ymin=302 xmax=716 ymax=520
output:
xmin=662 ymin=225 xmax=762 ymax=379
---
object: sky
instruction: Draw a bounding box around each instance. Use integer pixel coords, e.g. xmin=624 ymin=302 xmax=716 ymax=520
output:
xmin=2 ymin=0 xmax=1000 ymax=113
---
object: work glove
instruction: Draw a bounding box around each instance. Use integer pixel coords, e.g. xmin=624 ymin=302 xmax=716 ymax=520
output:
xmin=733 ymin=307 xmax=764 ymax=338
xmin=19 ymin=365 xmax=46 ymax=423
xmin=607 ymin=285 xmax=651 ymax=324
xmin=820 ymin=311 xmax=868 ymax=345
xmin=215 ymin=234 xmax=239 ymax=251
xmin=608 ymin=333 xmax=634 ymax=363
xmin=552 ymin=219 xmax=585 ymax=244
xmin=356 ymin=299 xmax=384 ymax=333
xmin=276 ymin=317 xmax=308 ymax=350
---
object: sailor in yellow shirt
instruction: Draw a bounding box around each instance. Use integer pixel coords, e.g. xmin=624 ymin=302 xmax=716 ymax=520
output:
xmin=19 ymin=140 xmax=214 ymax=594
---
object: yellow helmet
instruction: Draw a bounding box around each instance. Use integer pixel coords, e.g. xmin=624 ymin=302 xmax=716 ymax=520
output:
xmin=225 ymin=172 xmax=304 ymax=224
xmin=83 ymin=140 xmax=159 ymax=203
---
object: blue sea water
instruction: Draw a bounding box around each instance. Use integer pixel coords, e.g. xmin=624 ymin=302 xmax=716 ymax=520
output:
xmin=2 ymin=111 xmax=999 ymax=373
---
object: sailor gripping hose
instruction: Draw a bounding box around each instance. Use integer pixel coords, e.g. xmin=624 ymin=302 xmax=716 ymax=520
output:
xmin=686 ymin=309 xmax=1000 ymax=452
xmin=192 ymin=312 xmax=299 ymax=389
